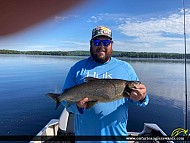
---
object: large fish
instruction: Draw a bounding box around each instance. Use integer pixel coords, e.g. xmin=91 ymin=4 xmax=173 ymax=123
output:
xmin=47 ymin=77 xmax=141 ymax=109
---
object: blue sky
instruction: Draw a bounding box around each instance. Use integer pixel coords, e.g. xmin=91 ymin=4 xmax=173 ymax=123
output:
xmin=1 ymin=0 xmax=190 ymax=53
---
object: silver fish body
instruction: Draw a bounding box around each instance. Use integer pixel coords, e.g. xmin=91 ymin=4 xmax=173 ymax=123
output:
xmin=47 ymin=77 xmax=140 ymax=109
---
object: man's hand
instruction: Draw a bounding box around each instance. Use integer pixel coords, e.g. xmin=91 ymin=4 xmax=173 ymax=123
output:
xmin=130 ymin=83 xmax=146 ymax=101
xmin=76 ymin=97 xmax=89 ymax=108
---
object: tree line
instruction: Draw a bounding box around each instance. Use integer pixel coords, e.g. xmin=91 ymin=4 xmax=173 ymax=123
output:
xmin=0 ymin=49 xmax=190 ymax=59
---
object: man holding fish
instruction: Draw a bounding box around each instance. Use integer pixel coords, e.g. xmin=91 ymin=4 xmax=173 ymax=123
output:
xmin=48 ymin=26 xmax=149 ymax=142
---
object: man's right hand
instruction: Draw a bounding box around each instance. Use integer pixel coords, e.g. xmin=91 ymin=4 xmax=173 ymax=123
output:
xmin=76 ymin=97 xmax=89 ymax=108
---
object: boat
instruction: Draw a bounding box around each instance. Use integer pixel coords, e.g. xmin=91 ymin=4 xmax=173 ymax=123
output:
xmin=29 ymin=108 xmax=174 ymax=143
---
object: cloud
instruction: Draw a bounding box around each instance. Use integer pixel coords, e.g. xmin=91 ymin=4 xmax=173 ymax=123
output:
xmin=58 ymin=40 xmax=90 ymax=51
xmin=0 ymin=39 xmax=90 ymax=51
xmin=85 ymin=9 xmax=190 ymax=53
xmin=27 ymin=40 xmax=90 ymax=51
xmin=60 ymin=40 xmax=89 ymax=46
xmin=115 ymin=9 xmax=190 ymax=53
xmin=86 ymin=13 xmax=129 ymax=24
xmin=54 ymin=15 xmax=79 ymax=22
xmin=117 ymin=13 xmax=187 ymax=38
xmin=0 ymin=43 xmax=53 ymax=51
xmin=86 ymin=15 xmax=103 ymax=23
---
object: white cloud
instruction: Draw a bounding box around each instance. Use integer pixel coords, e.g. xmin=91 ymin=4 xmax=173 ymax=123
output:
xmin=60 ymin=40 xmax=89 ymax=46
xmin=117 ymin=14 xmax=186 ymax=37
xmin=115 ymin=9 xmax=190 ymax=53
xmin=86 ymin=13 xmax=130 ymax=24
xmin=54 ymin=15 xmax=79 ymax=22
xmin=86 ymin=15 xmax=103 ymax=23
xmin=58 ymin=40 xmax=90 ymax=51
xmin=86 ymin=9 xmax=190 ymax=53
xmin=25 ymin=40 xmax=90 ymax=51
xmin=0 ymin=39 xmax=90 ymax=51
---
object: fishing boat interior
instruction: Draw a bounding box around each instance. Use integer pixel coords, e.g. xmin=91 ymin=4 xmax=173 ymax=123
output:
xmin=30 ymin=108 xmax=174 ymax=143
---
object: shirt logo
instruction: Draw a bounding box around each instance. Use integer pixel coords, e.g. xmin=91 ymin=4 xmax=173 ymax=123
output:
xmin=86 ymin=71 xmax=112 ymax=79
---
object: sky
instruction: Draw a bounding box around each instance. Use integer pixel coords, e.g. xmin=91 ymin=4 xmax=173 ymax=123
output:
xmin=1 ymin=0 xmax=190 ymax=53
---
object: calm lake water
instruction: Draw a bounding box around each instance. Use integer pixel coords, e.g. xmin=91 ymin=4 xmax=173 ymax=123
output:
xmin=0 ymin=54 xmax=189 ymax=141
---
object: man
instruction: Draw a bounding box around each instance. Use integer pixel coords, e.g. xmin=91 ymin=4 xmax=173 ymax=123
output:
xmin=61 ymin=26 xmax=149 ymax=142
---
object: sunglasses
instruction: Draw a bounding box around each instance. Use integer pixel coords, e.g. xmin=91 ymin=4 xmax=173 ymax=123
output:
xmin=92 ymin=39 xmax=113 ymax=46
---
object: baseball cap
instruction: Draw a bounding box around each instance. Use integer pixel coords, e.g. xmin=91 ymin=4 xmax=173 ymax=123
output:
xmin=91 ymin=26 xmax=112 ymax=40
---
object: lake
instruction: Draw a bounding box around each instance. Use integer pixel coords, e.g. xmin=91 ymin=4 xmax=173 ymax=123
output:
xmin=0 ymin=54 xmax=189 ymax=141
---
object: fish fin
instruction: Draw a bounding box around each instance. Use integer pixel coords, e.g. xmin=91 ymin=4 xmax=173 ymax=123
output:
xmin=84 ymin=77 xmax=99 ymax=82
xmin=46 ymin=93 xmax=60 ymax=102
xmin=86 ymin=101 xmax=98 ymax=109
xmin=46 ymin=93 xmax=61 ymax=110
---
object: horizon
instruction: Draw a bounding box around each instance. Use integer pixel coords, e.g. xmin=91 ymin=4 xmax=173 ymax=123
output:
xmin=1 ymin=49 xmax=189 ymax=55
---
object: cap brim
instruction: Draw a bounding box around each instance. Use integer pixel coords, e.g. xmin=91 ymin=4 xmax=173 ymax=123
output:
xmin=92 ymin=34 xmax=112 ymax=40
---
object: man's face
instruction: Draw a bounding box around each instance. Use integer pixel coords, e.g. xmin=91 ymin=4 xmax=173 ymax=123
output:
xmin=90 ymin=36 xmax=113 ymax=63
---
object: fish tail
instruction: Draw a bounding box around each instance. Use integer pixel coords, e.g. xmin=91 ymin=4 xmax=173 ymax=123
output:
xmin=46 ymin=93 xmax=61 ymax=110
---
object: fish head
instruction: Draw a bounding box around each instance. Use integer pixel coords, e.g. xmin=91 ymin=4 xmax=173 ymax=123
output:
xmin=123 ymin=81 xmax=141 ymax=97
xmin=128 ymin=81 xmax=141 ymax=89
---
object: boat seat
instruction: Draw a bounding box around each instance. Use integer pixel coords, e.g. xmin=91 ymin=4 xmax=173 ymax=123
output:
xmin=57 ymin=108 xmax=75 ymax=135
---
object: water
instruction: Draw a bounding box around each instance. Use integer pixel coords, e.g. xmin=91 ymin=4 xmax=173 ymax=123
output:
xmin=0 ymin=54 xmax=189 ymax=141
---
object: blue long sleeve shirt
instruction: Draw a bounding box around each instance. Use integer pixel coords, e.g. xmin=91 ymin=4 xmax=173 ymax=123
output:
xmin=61 ymin=57 xmax=149 ymax=143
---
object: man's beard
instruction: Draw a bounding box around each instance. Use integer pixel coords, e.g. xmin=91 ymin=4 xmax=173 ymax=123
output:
xmin=90 ymin=47 xmax=112 ymax=63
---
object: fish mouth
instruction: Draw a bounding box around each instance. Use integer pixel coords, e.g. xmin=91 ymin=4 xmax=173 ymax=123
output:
xmin=124 ymin=81 xmax=141 ymax=96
